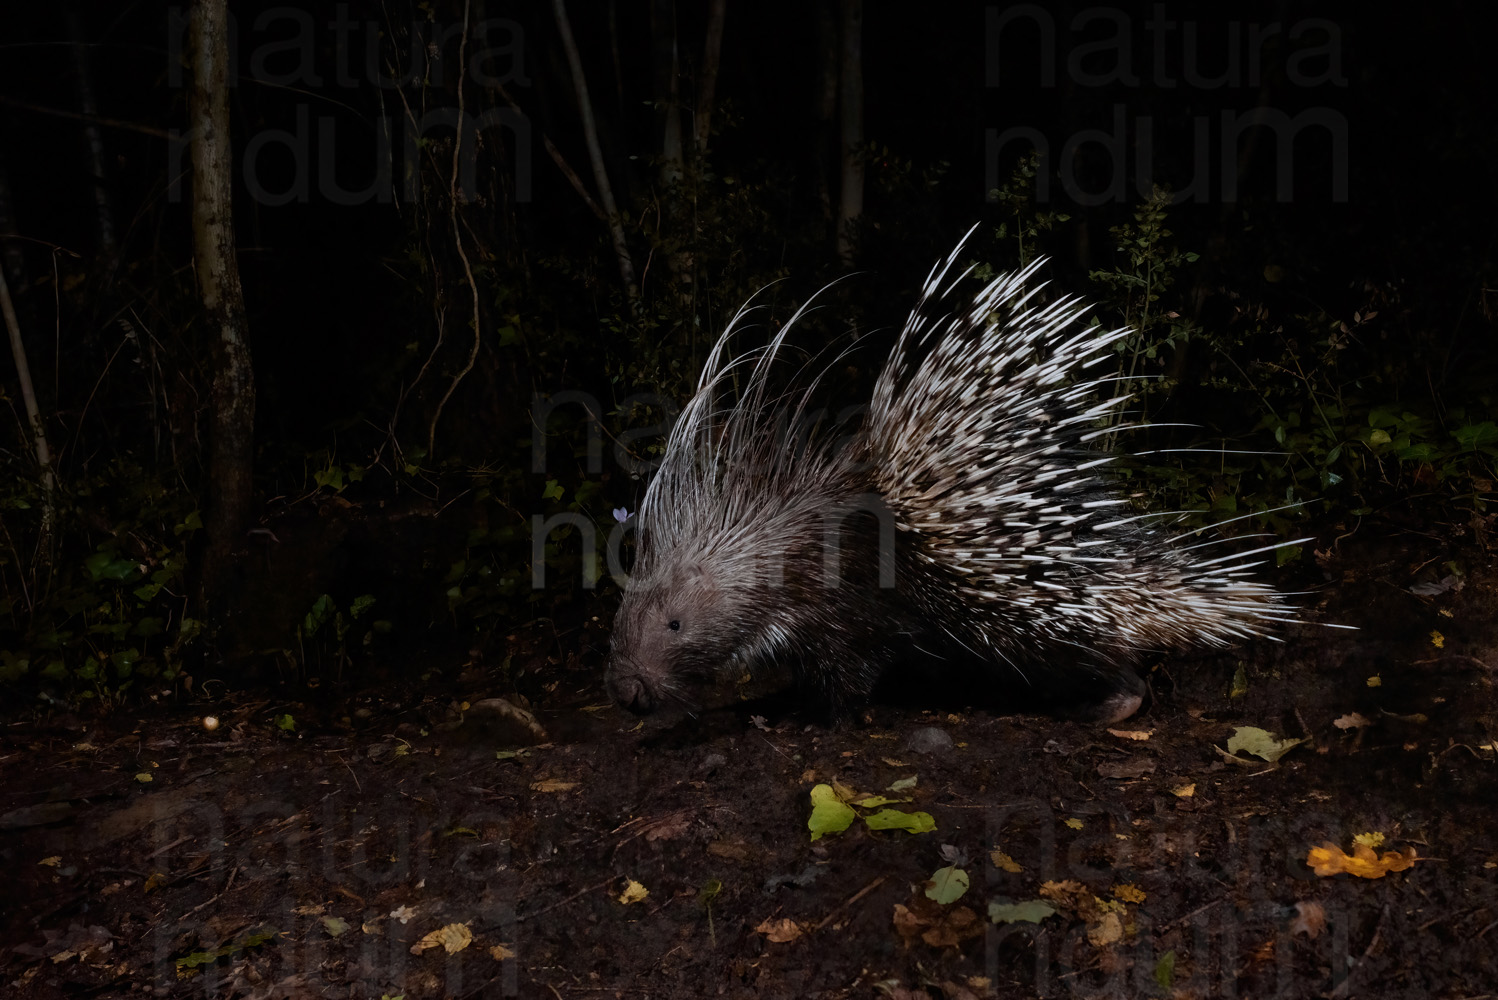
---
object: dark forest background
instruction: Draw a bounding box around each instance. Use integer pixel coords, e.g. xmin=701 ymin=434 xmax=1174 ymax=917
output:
xmin=0 ymin=0 xmax=1493 ymax=704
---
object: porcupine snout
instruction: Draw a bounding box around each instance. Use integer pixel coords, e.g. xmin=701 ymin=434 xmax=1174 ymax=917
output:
xmin=604 ymin=660 xmax=658 ymax=715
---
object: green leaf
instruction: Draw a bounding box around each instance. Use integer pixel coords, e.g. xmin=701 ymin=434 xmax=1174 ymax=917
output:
xmin=807 ymin=784 xmax=856 ymax=841
xmin=988 ymin=900 xmax=1057 ymax=924
xmin=1154 ymin=949 xmax=1177 ymax=989
xmin=304 ymin=594 xmax=335 ymax=635
xmin=925 ymin=865 xmax=969 ymax=904
xmin=862 ymin=808 xmax=936 ymax=834
xmin=84 ymin=550 xmax=138 ymax=583
xmin=1224 ymin=725 xmax=1304 ymax=762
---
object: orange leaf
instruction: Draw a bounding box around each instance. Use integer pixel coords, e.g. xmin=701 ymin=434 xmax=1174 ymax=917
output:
xmin=1306 ymin=842 xmax=1417 ymax=879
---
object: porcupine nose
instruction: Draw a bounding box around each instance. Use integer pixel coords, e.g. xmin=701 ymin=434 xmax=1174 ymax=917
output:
xmin=606 ymin=669 xmax=657 ymax=714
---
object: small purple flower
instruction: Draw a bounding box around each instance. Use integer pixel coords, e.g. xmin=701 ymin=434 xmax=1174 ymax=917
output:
xmin=613 ymin=507 xmax=632 ymax=523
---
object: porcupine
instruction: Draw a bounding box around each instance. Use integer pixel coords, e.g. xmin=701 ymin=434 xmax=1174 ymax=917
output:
xmin=604 ymin=233 xmax=1300 ymax=723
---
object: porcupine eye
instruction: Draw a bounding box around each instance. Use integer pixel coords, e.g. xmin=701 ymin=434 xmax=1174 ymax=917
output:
xmin=668 ymin=620 xmax=681 ymax=631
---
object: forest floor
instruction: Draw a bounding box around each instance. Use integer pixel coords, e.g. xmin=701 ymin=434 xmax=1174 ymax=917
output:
xmin=3 ymin=509 xmax=1498 ymax=999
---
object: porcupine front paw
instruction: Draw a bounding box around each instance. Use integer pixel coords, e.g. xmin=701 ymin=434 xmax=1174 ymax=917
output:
xmin=1055 ymin=665 xmax=1146 ymax=723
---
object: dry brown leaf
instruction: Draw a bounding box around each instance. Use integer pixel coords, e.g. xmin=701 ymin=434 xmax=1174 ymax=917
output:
xmin=1333 ymin=713 xmax=1371 ymax=730
xmin=529 ymin=779 xmax=576 ymax=793
xmin=642 ymin=813 xmax=691 ymax=841
xmin=989 ymin=849 xmax=1022 ymax=873
xmin=410 ymin=923 xmax=471 ymax=955
xmin=1107 ymin=728 xmax=1153 ymax=741
xmin=707 ymin=839 xmax=753 ymax=862
xmin=1289 ymin=901 xmax=1326 ymax=938
xmin=1097 ymin=757 xmax=1156 ymax=780
xmin=756 ymin=917 xmax=804 ymax=943
xmin=1086 ymin=910 xmax=1123 ymax=947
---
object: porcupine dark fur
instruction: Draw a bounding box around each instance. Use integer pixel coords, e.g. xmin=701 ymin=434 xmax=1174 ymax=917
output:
xmin=604 ymin=233 xmax=1300 ymax=723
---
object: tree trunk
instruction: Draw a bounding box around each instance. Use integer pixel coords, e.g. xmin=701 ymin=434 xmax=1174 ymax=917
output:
xmin=67 ymin=2 xmax=116 ymax=262
xmin=0 ymin=267 xmax=53 ymax=537
xmin=695 ymin=0 xmax=727 ymax=156
xmin=189 ymin=0 xmax=256 ymax=616
xmin=812 ymin=0 xmax=838 ymax=228
xmin=553 ymin=0 xmax=639 ymax=314
xmin=836 ymin=0 xmax=864 ymax=264
xmin=651 ymin=0 xmax=683 ymax=190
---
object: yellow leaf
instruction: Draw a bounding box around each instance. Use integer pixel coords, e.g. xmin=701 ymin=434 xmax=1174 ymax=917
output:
xmin=411 ymin=922 xmax=471 ymax=954
xmin=1064 ymin=818 xmax=1083 ymax=830
xmin=1171 ymin=782 xmax=1196 ymax=798
xmin=1306 ymin=842 xmax=1416 ymax=879
xmin=1113 ymin=883 xmax=1146 ymax=904
xmin=617 ymin=880 xmax=649 ymax=904
xmin=1429 ymin=630 xmax=1445 ymax=648
xmin=530 ymin=779 xmax=576 ymax=793
xmin=990 ymin=849 xmax=1022 ymax=873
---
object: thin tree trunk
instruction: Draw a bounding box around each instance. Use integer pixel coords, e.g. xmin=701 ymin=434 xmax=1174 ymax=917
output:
xmin=695 ymin=0 xmax=727 ymax=155
xmin=813 ymin=0 xmax=838 ymax=227
xmin=553 ymin=0 xmax=639 ymax=314
xmin=0 ymin=267 xmax=53 ymax=535
xmin=651 ymin=0 xmax=683 ymax=189
xmin=66 ymin=3 xmax=116 ymax=261
xmin=836 ymin=0 xmax=864 ymax=264
xmin=189 ymin=0 xmax=256 ymax=614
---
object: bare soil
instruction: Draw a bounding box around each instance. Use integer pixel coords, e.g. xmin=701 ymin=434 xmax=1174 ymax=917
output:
xmin=3 ymin=512 xmax=1497 ymax=999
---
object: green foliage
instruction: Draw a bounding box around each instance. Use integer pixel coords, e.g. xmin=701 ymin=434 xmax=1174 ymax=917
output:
xmin=295 ymin=591 xmax=387 ymax=681
xmin=0 ymin=457 xmax=202 ymax=700
xmin=988 ymin=152 xmax=1072 ymax=265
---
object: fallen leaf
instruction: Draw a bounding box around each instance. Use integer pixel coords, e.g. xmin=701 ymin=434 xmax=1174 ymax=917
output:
xmin=642 ymin=813 xmax=691 ymax=841
xmin=756 ymin=917 xmax=804 ymax=943
xmin=617 ymin=880 xmax=649 ymax=904
xmin=808 ymin=784 xmax=857 ymax=841
xmin=1107 ymin=728 xmax=1153 ymax=741
xmin=990 ymin=849 xmax=1022 ymax=873
xmin=1306 ymin=841 xmax=1416 ymax=878
xmin=1098 ymin=757 xmax=1156 ymax=780
xmin=1170 ymin=782 xmax=1196 ymax=798
xmin=1289 ymin=901 xmax=1325 ymax=938
xmin=1224 ymin=726 xmax=1305 ymax=762
xmin=987 ymin=900 xmax=1056 ymax=924
xmin=863 ymin=808 xmax=936 ymax=834
xmin=1086 ymin=910 xmax=1123 ymax=947
xmin=1112 ymin=883 xmax=1146 ymax=904
xmin=411 ymin=923 xmax=471 ymax=955
xmin=925 ymin=865 xmax=969 ymax=904
xmin=1333 ymin=713 xmax=1371 ymax=730
xmin=529 ymin=779 xmax=576 ymax=793
xmin=490 ymin=943 xmax=516 ymax=960
xmin=1153 ymin=949 xmax=1176 ymax=989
